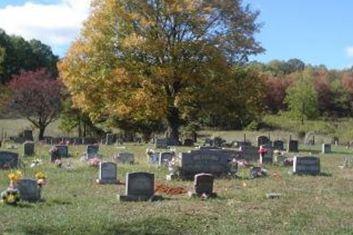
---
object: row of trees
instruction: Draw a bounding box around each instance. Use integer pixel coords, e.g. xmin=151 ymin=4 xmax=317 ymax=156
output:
xmin=0 ymin=29 xmax=59 ymax=84
xmin=257 ymin=60 xmax=353 ymax=123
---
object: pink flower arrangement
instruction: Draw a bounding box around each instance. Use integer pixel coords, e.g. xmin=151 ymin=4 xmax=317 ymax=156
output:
xmin=88 ymin=157 xmax=101 ymax=168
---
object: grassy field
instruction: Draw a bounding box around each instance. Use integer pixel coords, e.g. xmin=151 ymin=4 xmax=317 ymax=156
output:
xmin=1 ymin=141 xmax=353 ymax=234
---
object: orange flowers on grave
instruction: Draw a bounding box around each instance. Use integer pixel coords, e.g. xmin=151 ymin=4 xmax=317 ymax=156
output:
xmin=8 ymin=171 xmax=23 ymax=183
xmin=35 ymin=171 xmax=47 ymax=187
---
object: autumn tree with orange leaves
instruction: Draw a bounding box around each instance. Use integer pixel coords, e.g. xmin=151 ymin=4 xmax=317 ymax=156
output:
xmin=59 ymin=0 xmax=264 ymax=143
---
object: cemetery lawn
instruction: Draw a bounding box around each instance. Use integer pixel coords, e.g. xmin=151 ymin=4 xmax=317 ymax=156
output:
xmin=1 ymin=143 xmax=353 ymax=234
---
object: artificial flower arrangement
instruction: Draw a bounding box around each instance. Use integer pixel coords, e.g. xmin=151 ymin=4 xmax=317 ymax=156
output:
xmin=1 ymin=171 xmax=22 ymax=205
xmin=35 ymin=171 xmax=47 ymax=187
xmin=1 ymin=170 xmax=48 ymax=205
xmin=30 ymin=159 xmax=43 ymax=168
xmin=88 ymin=157 xmax=101 ymax=168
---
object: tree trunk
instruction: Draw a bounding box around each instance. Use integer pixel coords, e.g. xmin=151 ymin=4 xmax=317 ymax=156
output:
xmin=39 ymin=126 xmax=46 ymax=141
xmin=166 ymin=106 xmax=181 ymax=145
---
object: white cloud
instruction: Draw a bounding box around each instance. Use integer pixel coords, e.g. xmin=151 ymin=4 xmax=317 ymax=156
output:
xmin=0 ymin=0 xmax=90 ymax=55
xmin=346 ymin=46 xmax=353 ymax=58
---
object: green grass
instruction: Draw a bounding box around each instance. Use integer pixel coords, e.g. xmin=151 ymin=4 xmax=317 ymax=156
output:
xmin=1 ymin=142 xmax=353 ymax=234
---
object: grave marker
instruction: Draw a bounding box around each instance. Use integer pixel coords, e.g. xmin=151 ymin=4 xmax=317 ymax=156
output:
xmin=179 ymin=149 xmax=232 ymax=179
xmin=322 ymin=144 xmax=331 ymax=154
xmin=189 ymin=173 xmax=216 ymax=198
xmin=97 ymin=162 xmax=118 ymax=184
xmin=273 ymin=140 xmax=284 ymax=150
xmin=23 ymin=141 xmax=35 ymax=156
xmin=293 ymin=156 xmax=320 ymax=175
xmin=17 ymin=179 xmax=41 ymax=202
xmin=288 ymin=140 xmax=299 ymax=152
xmin=118 ymin=172 xmax=156 ymax=201
xmin=0 ymin=151 xmax=19 ymax=169
xmin=114 ymin=152 xmax=134 ymax=164
xmin=257 ymin=135 xmax=270 ymax=147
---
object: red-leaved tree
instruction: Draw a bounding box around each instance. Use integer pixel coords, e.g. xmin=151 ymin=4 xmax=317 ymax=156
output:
xmin=9 ymin=68 xmax=62 ymax=140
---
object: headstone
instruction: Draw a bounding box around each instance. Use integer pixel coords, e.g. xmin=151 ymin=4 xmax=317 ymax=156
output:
xmin=86 ymin=145 xmax=99 ymax=156
xmin=106 ymin=134 xmax=115 ymax=145
xmin=293 ymin=156 xmax=320 ymax=175
xmin=273 ymin=140 xmax=284 ymax=150
xmin=97 ymin=162 xmax=118 ymax=184
xmin=118 ymin=172 xmax=156 ymax=201
xmin=148 ymin=152 xmax=160 ymax=165
xmin=322 ymin=144 xmax=331 ymax=154
xmin=262 ymin=149 xmax=273 ymax=164
xmin=23 ymin=141 xmax=35 ymax=156
xmin=23 ymin=130 xmax=33 ymax=141
xmin=155 ymin=138 xmax=168 ymax=149
xmin=179 ymin=149 xmax=232 ymax=179
xmin=191 ymin=173 xmax=216 ymax=197
xmin=159 ymin=152 xmax=174 ymax=166
xmin=17 ymin=179 xmax=41 ymax=202
xmin=0 ymin=151 xmax=19 ymax=169
xmin=288 ymin=140 xmax=299 ymax=152
xmin=51 ymin=145 xmax=69 ymax=162
xmin=114 ymin=152 xmax=134 ymax=164
xmin=257 ymin=136 xmax=270 ymax=147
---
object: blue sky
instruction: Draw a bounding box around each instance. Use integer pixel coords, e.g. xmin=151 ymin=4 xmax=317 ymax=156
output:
xmin=1 ymin=0 xmax=353 ymax=69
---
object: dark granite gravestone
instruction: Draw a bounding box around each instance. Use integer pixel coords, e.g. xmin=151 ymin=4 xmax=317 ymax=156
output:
xmin=97 ymin=162 xmax=118 ymax=184
xmin=179 ymin=149 xmax=232 ymax=179
xmin=0 ymin=151 xmax=19 ymax=169
xmin=273 ymin=140 xmax=284 ymax=150
xmin=118 ymin=172 xmax=156 ymax=201
xmin=51 ymin=145 xmax=69 ymax=162
xmin=257 ymin=135 xmax=270 ymax=147
xmin=23 ymin=141 xmax=35 ymax=156
xmin=114 ymin=152 xmax=134 ymax=164
xmin=322 ymin=144 xmax=331 ymax=154
xmin=87 ymin=145 xmax=99 ymax=156
xmin=17 ymin=179 xmax=41 ymax=202
xmin=23 ymin=130 xmax=34 ymax=141
xmin=288 ymin=140 xmax=299 ymax=152
xmin=293 ymin=156 xmax=320 ymax=175
xmin=190 ymin=173 xmax=216 ymax=198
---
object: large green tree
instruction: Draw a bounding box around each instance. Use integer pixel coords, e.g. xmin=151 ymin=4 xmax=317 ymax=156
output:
xmin=60 ymin=0 xmax=264 ymax=143
xmin=285 ymin=70 xmax=319 ymax=124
